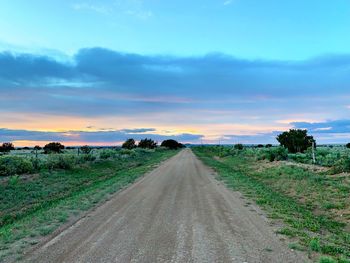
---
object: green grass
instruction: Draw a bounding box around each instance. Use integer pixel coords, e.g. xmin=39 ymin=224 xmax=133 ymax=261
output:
xmin=193 ymin=146 xmax=350 ymax=263
xmin=0 ymin=148 xmax=178 ymax=262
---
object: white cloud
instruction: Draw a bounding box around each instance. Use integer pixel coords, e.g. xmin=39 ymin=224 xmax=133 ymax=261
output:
xmin=72 ymin=3 xmax=110 ymax=14
xmin=223 ymin=0 xmax=233 ymax=6
xmin=72 ymin=1 xmax=153 ymax=19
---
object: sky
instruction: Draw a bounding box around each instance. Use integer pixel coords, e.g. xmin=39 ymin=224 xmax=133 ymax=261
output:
xmin=0 ymin=0 xmax=350 ymax=146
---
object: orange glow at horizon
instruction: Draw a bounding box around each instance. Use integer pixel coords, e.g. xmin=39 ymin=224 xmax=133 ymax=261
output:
xmin=1 ymin=111 xmax=301 ymax=146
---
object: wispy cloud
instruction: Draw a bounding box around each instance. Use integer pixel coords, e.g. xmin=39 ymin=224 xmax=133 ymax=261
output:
xmin=1 ymin=48 xmax=350 ymax=144
xmin=0 ymin=128 xmax=203 ymax=145
xmin=72 ymin=1 xmax=153 ymax=19
xmin=72 ymin=3 xmax=110 ymax=14
xmin=223 ymin=0 xmax=233 ymax=6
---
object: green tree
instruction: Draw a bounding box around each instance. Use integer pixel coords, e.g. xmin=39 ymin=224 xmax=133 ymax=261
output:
xmin=345 ymin=143 xmax=350 ymax=148
xmin=276 ymin=129 xmax=315 ymax=153
xmin=0 ymin=142 xmax=15 ymax=153
xmin=234 ymin=144 xmax=244 ymax=150
xmin=122 ymin=139 xmax=136 ymax=149
xmin=80 ymin=145 xmax=92 ymax=154
xmin=43 ymin=142 xmax=65 ymax=154
xmin=138 ymin=138 xmax=157 ymax=149
xmin=161 ymin=139 xmax=184 ymax=149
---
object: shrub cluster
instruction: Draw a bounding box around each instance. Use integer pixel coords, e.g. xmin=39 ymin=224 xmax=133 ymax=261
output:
xmin=257 ymin=147 xmax=288 ymax=162
xmin=44 ymin=142 xmax=65 ymax=154
xmin=0 ymin=156 xmax=33 ymax=176
xmin=160 ymin=139 xmax=184 ymax=149
xmin=0 ymin=142 xmax=15 ymax=153
xmin=138 ymin=138 xmax=157 ymax=149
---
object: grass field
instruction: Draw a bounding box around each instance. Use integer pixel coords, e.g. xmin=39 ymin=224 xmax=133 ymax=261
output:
xmin=0 ymin=148 xmax=178 ymax=262
xmin=193 ymin=146 xmax=350 ymax=263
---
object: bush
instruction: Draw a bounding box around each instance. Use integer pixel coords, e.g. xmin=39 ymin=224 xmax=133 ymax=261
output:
xmin=0 ymin=156 xmax=34 ymax=176
xmin=257 ymin=144 xmax=264 ymax=148
xmin=122 ymin=139 xmax=136 ymax=149
xmin=234 ymin=144 xmax=244 ymax=150
xmin=138 ymin=138 xmax=157 ymax=149
xmin=44 ymin=142 xmax=65 ymax=154
xmin=277 ymin=129 xmax=315 ymax=153
xmin=288 ymin=153 xmax=309 ymax=164
xmin=0 ymin=142 xmax=15 ymax=153
xmin=332 ymin=157 xmax=350 ymax=173
xmin=99 ymin=150 xmax=116 ymax=159
xmin=119 ymin=149 xmax=137 ymax=158
xmin=262 ymin=147 xmax=288 ymax=162
xmin=46 ymin=154 xmax=76 ymax=170
xmin=80 ymin=145 xmax=92 ymax=154
xmin=161 ymin=139 xmax=184 ymax=149
xmin=346 ymin=143 xmax=350 ymax=149
xmin=135 ymin=148 xmax=155 ymax=154
xmin=265 ymin=144 xmax=273 ymax=148
xmin=80 ymin=153 xmax=96 ymax=162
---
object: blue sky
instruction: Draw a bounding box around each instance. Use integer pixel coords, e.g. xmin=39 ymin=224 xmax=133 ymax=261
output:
xmin=0 ymin=0 xmax=350 ymax=145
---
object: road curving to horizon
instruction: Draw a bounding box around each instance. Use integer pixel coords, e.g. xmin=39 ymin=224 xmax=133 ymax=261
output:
xmin=24 ymin=149 xmax=307 ymax=263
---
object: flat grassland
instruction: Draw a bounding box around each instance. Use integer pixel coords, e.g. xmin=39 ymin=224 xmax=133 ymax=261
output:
xmin=0 ymin=147 xmax=178 ymax=262
xmin=193 ymin=146 xmax=350 ymax=263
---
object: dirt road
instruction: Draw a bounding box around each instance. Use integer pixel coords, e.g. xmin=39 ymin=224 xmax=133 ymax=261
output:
xmin=25 ymin=149 xmax=307 ymax=263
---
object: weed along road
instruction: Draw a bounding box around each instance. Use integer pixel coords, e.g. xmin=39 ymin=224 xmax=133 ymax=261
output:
xmin=24 ymin=149 xmax=307 ymax=263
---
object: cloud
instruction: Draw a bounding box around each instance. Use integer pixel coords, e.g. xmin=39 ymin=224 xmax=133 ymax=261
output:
xmin=72 ymin=3 xmax=110 ymax=14
xmin=72 ymin=1 xmax=153 ymax=19
xmin=223 ymin=0 xmax=233 ymax=6
xmin=292 ymin=120 xmax=350 ymax=134
xmin=0 ymin=128 xmax=203 ymax=145
xmin=1 ymin=48 xmax=350 ymax=143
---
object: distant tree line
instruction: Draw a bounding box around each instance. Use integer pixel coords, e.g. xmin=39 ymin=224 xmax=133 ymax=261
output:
xmin=0 ymin=143 xmax=14 ymax=153
xmin=5 ymin=129 xmax=350 ymax=154
xmin=122 ymin=138 xmax=184 ymax=150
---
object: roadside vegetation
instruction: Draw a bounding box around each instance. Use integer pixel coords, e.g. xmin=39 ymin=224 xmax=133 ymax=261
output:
xmin=193 ymin=129 xmax=350 ymax=263
xmin=0 ymin=139 xmax=181 ymax=262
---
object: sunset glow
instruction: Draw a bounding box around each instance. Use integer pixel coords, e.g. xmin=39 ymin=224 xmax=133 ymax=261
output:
xmin=1 ymin=0 xmax=350 ymax=145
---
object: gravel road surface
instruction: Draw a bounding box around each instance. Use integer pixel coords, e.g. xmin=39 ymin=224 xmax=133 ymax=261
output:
xmin=24 ymin=149 xmax=307 ymax=263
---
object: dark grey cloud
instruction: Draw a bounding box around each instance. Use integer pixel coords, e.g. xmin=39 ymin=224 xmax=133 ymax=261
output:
xmin=0 ymin=52 xmax=73 ymax=83
xmin=292 ymin=120 xmax=350 ymax=133
xmin=0 ymin=128 xmax=203 ymax=144
xmin=1 ymin=47 xmax=350 ymax=118
xmin=120 ymin=128 xmax=156 ymax=133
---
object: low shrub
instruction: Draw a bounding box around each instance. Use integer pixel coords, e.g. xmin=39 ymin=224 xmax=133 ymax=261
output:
xmin=259 ymin=147 xmax=288 ymax=162
xmin=81 ymin=153 xmax=96 ymax=162
xmin=45 ymin=154 xmax=76 ymax=170
xmin=80 ymin=145 xmax=92 ymax=154
xmin=119 ymin=149 xmax=137 ymax=158
xmin=0 ymin=156 xmax=34 ymax=176
xmin=288 ymin=153 xmax=310 ymax=164
xmin=332 ymin=157 xmax=350 ymax=173
xmin=99 ymin=150 xmax=117 ymax=159
xmin=234 ymin=144 xmax=244 ymax=150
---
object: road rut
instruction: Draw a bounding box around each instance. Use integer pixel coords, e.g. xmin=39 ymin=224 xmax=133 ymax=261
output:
xmin=24 ymin=149 xmax=307 ymax=263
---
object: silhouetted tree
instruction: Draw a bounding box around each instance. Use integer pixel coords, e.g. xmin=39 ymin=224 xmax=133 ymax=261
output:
xmin=43 ymin=142 xmax=65 ymax=154
xmin=34 ymin=145 xmax=42 ymax=150
xmin=161 ymin=139 xmax=184 ymax=149
xmin=234 ymin=144 xmax=244 ymax=150
xmin=265 ymin=144 xmax=273 ymax=148
xmin=346 ymin=143 xmax=350 ymax=149
xmin=122 ymin=139 xmax=136 ymax=149
xmin=138 ymin=138 xmax=157 ymax=149
xmin=0 ymin=142 xmax=15 ymax=153
xmin=80 ymin=145 xmax=92 ymax=154
xmin=276 ymin=129 xmax=315 ymax=153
